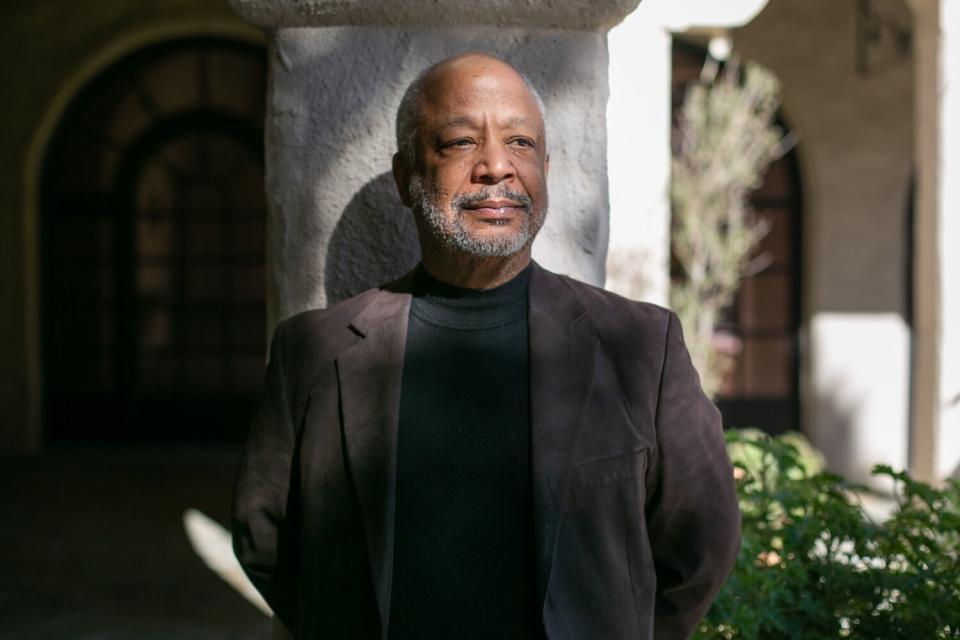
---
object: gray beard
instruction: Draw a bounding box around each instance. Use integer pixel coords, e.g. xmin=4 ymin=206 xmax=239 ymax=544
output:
xmin=409 ymin=174 xmax=547 ymax=258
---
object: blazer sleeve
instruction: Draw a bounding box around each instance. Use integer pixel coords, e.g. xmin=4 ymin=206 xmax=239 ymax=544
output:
xmin=232 ymin=319 xmax=298 ymax=629
xmin=646 ymin=312 xmax=741 ymax=639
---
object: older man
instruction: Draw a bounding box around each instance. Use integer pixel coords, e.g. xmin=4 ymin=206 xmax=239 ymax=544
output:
xmin=232 ymin=52 xmax=740 ymax=640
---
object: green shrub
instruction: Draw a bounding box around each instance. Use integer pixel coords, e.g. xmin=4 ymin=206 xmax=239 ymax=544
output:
xmin=695 ymin=430 xmax=960 ymax=639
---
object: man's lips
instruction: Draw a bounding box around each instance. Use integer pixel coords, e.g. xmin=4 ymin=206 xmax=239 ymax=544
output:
xmin=460 ymin=200 xmax=523 ymax=218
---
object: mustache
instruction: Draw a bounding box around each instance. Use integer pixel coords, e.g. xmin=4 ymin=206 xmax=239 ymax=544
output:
xmin=451 ymin=188 xmax=533 ymax=211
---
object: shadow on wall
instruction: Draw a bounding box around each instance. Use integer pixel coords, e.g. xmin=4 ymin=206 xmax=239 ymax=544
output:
xmin=808 ymin=376 xmax=906 ymax=487
xmin=812 ymin=380 xmax=855 ymax=477
xmin=324 ymin=172 xmax=421 ymax=305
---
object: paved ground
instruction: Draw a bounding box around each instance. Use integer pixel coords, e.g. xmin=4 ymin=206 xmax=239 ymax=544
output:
xmin=0 ymin=446 xmax=273 ymax=639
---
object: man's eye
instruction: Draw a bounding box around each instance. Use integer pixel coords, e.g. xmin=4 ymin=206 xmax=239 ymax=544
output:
xmin=447 ymin=139 xmax=473 ymax=148
xmin=510 ymin=138 xmax=535 ymax=148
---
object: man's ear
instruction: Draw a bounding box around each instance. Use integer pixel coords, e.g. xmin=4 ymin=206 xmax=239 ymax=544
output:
xmin=544 ymin=152 xmax=550 ymax=179
xmin=392 ymin=153 xmax=414 ymax=207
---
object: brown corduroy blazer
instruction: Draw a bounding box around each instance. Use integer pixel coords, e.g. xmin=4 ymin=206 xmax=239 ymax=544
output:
xmin=232 ymin=261 xmax=740 ymax=640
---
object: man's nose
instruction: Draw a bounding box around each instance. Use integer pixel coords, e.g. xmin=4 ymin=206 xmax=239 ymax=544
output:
xmin=471 ymin=141 xmax=515 ymax=185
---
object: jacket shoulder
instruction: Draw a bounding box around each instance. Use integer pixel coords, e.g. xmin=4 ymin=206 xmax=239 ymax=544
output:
xmin=543 ymin=271 xmax=681 ymax=416
xmin=280 ymin=288 xmax=376 ymax=334
xmin=276 ymin=267 xmax=415 ymax=347
xmin=271 ymin=286 xmax=390 ymax=362
xmin=548 ymin=271 xmax=675 ymax=339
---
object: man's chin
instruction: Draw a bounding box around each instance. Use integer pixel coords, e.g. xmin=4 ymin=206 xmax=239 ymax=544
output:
xmin=449 ymin=228 xmax=531 ymax=258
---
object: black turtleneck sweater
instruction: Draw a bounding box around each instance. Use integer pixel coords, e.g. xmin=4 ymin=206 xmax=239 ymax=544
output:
xmin=388 ymin=264 xmax=539 ymax=639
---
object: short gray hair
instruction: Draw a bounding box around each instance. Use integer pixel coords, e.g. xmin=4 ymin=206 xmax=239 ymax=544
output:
xmin=394 ymin=59 xmax=547 ymax=167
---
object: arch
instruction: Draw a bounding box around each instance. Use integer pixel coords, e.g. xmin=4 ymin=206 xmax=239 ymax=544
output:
xmin=672 ymin=38 xmax=806 ymax=433
xmin=34 ymin=29 xmax=268 ymax=443
xmin=20 ymin=20 xmax=264 ymax=448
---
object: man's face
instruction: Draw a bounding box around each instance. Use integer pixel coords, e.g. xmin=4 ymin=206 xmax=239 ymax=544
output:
xmin=399 ymin=58 xmax=550 ymax=258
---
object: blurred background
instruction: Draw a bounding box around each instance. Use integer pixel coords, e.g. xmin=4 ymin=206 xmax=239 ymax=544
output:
xmin=0 ymin=0 xmax=956 ymax=636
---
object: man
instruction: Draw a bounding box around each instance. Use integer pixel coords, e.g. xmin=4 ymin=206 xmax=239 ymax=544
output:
xmin=232 ymin=52 xmax=740 ymax=639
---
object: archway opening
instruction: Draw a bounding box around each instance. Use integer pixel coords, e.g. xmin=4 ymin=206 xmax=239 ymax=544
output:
xmin=40 ymin=37 xmax=267 ymax=443
xmin=672 ymin=40 xmax=805 ymax=434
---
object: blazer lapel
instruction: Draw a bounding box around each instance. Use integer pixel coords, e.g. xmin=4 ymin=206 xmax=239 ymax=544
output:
xmin=528 ymin=263 xmax=598 ymax=607
xmin=335 ymin=277 xmax=413 ymax=635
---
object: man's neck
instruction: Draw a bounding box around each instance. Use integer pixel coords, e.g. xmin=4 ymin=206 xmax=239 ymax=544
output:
xmin=419 ymin=249 xmax=532 ymax=290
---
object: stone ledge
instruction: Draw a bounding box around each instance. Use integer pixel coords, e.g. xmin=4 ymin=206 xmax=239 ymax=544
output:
xmin=229 ymin=0 xmax=642 ymax=31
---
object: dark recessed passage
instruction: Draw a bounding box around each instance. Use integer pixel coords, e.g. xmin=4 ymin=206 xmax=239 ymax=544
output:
xmin=41 ymin=37 xmax=268 ymax=443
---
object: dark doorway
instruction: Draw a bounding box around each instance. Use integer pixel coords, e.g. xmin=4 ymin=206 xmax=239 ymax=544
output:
xmin=41 ymin=37 xmax=267 ymax=443
xmin=672 ymin=41 xmax=804 ymax=434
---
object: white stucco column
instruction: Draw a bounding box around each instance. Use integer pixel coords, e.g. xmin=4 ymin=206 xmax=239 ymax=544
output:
xmin=605 ymin=5 xmax=671 ymax=305
xmin=605 ymin=0 xmax=769 ymax=305
xmin=229 ymin=0 xmax=642 ymax=328
xmin=938 ymin=1 xmax=960 ymax=481
xmin=911 ymin=0 xmax=960 ymax=482
xmin=605 ymin=6 xmax=671 ymax=305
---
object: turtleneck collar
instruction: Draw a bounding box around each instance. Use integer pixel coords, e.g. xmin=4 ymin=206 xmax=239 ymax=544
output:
xmin=410 ymin=263 xmax=531 ymax=330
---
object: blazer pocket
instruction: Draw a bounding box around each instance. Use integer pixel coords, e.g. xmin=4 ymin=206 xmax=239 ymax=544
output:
xmin=568 ymin=448 xmax=654 ymax=627
xmin=573 ymin=449 xmax=649 ymax=489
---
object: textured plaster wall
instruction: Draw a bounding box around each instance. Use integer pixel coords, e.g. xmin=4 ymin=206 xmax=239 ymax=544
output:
xmin=0 ymin=0 xmax=253 ymax=450
xmin=264 ymin=26 xmax=611 ymax=322
xmin=734 ymin=0 xmax=914 ymax=486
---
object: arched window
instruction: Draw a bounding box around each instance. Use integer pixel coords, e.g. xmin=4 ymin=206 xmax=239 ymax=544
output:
xmin=41 ymin=37 xmax=267 ymax=443
xmin=672 ymin=40 xmax=804 ymax=434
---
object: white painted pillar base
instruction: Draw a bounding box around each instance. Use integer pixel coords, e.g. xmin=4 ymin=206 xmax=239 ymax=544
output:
xmin=809 ymin=314 xmax=911 ymax=487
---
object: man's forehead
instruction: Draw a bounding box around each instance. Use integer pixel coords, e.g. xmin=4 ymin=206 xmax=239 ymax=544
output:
xmin=423 ymin=57 xmax=534 ymax=101
xmin=425 ymin=53 xmax=519 ymax=84
xmin=420 ymin=66 xmax=543 ymax=128
xmin=434 ymin=113 xmax=542 ymax=132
